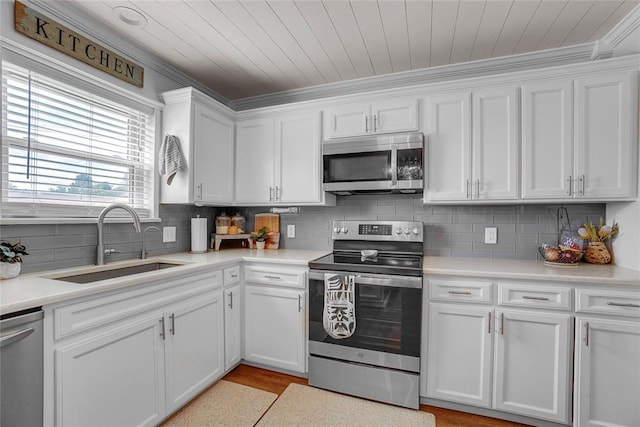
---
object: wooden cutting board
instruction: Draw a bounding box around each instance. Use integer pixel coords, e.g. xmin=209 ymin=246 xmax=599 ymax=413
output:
xmin=255 ymin=213 xmax=280 ymax=233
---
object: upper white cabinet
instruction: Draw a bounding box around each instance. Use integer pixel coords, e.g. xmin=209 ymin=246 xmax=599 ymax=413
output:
xmin=235 ymin=112 xmax=333 ymax=205
xmin=425 ymin=86 xmax=519 ymax=202
xmin=325 ymin=99 xmax=419 ymax=138
xmin=160 ymin=87 xmax=235 ymax=205
xmin=522 ymin=71 xmax=637 ymax=201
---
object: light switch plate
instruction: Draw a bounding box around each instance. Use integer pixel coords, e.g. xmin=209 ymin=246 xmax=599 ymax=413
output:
xmin=484 ymin=227 xmax=497 ymax=244
xmin=163 ymin=226 xmax=176 ymax=243
xmin=287 ymin=224 xmax=296 ymax=238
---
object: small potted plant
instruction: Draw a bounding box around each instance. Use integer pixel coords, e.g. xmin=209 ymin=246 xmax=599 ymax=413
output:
xmin=0 ymin=241 xmax=28 ymax=279
xmin=250 ymin=226 xmax=269 ymax=250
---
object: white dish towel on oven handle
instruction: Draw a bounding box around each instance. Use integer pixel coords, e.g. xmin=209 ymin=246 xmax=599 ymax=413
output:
xmin=323 ymin=273 xmax=356 ymax=339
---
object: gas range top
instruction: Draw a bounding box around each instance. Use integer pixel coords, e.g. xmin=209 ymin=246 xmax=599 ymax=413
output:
xmin=309 ymin=220 xmax=424 ymax=277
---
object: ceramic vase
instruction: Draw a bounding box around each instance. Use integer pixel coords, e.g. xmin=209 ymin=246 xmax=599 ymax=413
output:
xmin=256 ymin=241 xmax=266 ymax=250
xmin=0 ymin=262 xmax=21 ymax=279
xmin=584 ymin=241 xmax=612 ymax=264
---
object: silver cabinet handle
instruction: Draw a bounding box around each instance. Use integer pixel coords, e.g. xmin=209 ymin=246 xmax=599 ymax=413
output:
xmin=0 ymin=328 xmax=34 ymax=348
xmin=449 ymin=291 xmax=472 ymax=296
xmin=196 ymin=183 xmax=203 ymax=200
xmin=159 ymin=317 xmax=165 ymax=340
xmin=488 ymin=312 xmax=492 ymax=334
xmin=578 ymin=174 xmax=585 ymax=196
xmin=584 ymin=321 xmax=590 ymax=347
xmin=229 ymin=291 xmax=234 ymax=309
xmin=607 ymin=302 xmax=640 ymax=308
xmin=170 ymin=313 xmax=175 ymax=335
xmin=522 ymin=296 xmax=550 ymax=301
xmin=466 ymin=180 xmax=471 ymax=199
xmin=365 ymin=115 xmax=369 ymax=133
xmin=230 ymin=274 xmax=238 ymax=278
xmin=373 ymin=114 xmax=378 ymax=132
xmin=298 ymin=294 xmax=302 ymax=312
xmin=566 ymin=176 xmax=573 ymax=195
xmin=264 ymin=275 xmax=282 ymax=280
xmin=475 ymin=179 xmax=480 ymax=198
xmin=500 ymin=312 xmax=504 ymax=335
xmin=275 ymin=186 xmax=281 ymax=201
xmin=269 ymin=187 xmax=274 ymax=202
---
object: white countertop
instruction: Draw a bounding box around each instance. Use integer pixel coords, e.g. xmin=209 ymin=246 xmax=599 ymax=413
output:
xmin=423 ymin=256 xmax=640 ymax=286
xmin=0 ymin=249 xmax=329 ymax=315
xmin=3 ymin=250 xmax=639 ymax=315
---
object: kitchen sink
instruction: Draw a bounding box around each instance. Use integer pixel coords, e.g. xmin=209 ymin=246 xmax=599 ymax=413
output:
xmin=52 ymin=261 xmax=184 ymax=284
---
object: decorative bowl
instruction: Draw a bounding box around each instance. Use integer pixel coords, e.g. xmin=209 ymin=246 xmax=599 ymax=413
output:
xmin=538 ymin=243 xmax=584 ymax=266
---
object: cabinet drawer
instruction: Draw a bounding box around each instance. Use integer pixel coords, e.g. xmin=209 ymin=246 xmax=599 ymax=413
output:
xmin=244 ymin=264 xmax=306 ymax=288
xmin=498 ymin=284 xmax=571 ymax=310
xmin=54 ymin=269 xmax=222 ymax=340
xmin=576 ymin=289 xmax=640 ymax=317
xmin=223 ymin=265 xmax=240 ymax=286
xmin=428 ymin=279 xmax=492 ymax=303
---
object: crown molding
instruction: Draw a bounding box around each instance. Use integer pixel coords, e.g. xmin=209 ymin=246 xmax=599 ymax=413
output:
xmin=602 ymin=3 xmax=640 ymax=49
xmin=229 ymin=43 xmax=596 ymax=111
xmin=23 ymin=0 xmax=231 ymax=107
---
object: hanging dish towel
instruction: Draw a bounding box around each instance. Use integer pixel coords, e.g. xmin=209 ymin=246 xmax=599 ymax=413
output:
xmin=323 ymin=273 xmax=356 ymax=339
xmin=159 ymin=134 xmax=186 ymax=185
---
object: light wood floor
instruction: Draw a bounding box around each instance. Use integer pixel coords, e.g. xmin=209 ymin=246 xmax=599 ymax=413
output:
xmin=223 ymin=364 xmax=530 ymax=427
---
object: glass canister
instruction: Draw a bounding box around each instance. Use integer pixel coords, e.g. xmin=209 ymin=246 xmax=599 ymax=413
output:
xmin=230 ymin=212 xmax=246 ymax=235
xmin=215 ymin=212 xmax=230 ymax=234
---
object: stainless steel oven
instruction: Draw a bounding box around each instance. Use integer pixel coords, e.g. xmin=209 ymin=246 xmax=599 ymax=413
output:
xmin=308 ymin=221 xmax=423 ymax=409
xmin=322 ymin=132 xmax=424 ymax=195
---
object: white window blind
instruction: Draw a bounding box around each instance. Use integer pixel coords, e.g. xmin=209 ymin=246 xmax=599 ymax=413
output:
xmin=1 ymin=62 xmax=155 ymax=218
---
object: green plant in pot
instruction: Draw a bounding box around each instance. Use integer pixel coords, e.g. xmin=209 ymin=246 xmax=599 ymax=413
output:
xmin=1 ymin=241 xmax=28 ymax=279
xmin=250 ymin=226 xmax=269 ymax=250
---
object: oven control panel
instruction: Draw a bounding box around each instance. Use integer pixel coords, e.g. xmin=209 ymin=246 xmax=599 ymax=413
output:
xmin=332 ymin=220 xmax=423 ymax=242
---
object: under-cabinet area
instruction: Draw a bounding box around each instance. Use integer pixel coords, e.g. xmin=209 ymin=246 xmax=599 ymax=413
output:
xmin=421 ymin=274 xmax=640 ymax=427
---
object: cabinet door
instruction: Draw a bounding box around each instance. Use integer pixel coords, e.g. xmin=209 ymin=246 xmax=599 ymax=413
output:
xmin=493 ymin=310 xmax=572 ymax=423
xmin=276 ymin=113 xmax=322 ymax=203
xmin=372 ymin=99 xmax=419 ymax=134
xmin=56 ymin=315 xmax=166 ymax=427
xmin=235 ymin=119 xmax=275 ymax=203
xmin=424 ymin=93 xmax=472 ymax=202
xmin=224 ymin=285 xmax=242 ymax=370
xmin=326 ymin=104 xmax=370 ymax=138
xmin=521 ymin=81 xmax=573 ymax=199
xmin=193 ymin=102 xmax=234 ymax=203
xmin=426 ymin=303 xmax=493 ymax=407
xmin=472 ymin=87 xmax=519 ymax=200
xmin=575 ymin=72 xmax=636 ymax=199
xmin=165 ymin=291 xmax=224 ymax=412
xmin=244 ymin=284 xmax=306 ymax=373
xmin=575 ymin=318 xmax=640 ymax=427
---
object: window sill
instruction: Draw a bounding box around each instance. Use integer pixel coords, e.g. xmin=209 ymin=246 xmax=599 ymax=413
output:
xmin=0 ymin=217 xmax=162 ymax=225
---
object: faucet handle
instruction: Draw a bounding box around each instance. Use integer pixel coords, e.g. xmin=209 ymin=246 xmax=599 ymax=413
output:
xmin=104 ymin=248 xmax=120 ymax=256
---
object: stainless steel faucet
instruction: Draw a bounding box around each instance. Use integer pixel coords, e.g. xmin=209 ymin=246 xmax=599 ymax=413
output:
xmin=141 ymin=226 xmax=162 ymax=259
xmin=97 ymin=204 xmax=142 ymax=265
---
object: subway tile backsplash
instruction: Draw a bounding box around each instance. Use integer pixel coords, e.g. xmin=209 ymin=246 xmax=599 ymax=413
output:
xmin=0 ymin=196 xmax=605 ymax=274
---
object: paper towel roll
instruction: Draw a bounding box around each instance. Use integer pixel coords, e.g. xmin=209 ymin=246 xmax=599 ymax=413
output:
xmin=191 ymin=217 xmax=208 ymax=253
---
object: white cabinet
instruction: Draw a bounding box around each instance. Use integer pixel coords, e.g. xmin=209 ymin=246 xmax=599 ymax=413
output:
xmin=574 ymin=288 xmax=640 ymax=427
xmin=424 ymin=278 xmax=573 ymax=424
xmin=522 ymin=72 xmax=637 ymax=201
xmin=325 ymin=99 xmax=418 ymax=138
xmin=50 ymin=270 xmax=225 ymax=426
xmin=160 ymin=87 xmax=235 ymax=205
xmin=235 ymin=113 xmax=332 ymax=205
xmin=224 ymin=284 xmax=242 ymax=370
xmin=424 ymin=86 xmax=519 ymax=202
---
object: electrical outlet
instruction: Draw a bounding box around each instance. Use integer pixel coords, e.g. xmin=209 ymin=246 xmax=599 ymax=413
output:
xmin=484 ymin=227 xmax=497 ymax=244
xmin=163 ymin=226 xmax=176 ymax=243
xmin=287 ymin=224 xmax=296 ymax=238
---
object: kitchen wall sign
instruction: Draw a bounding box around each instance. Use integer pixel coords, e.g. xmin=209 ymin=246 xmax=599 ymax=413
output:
xmin=14 ymin=1 xmax=144 ymax=88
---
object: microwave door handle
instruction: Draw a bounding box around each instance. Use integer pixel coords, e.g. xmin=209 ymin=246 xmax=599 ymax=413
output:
xmin=391 ymin=145 xmax=398 ymax=187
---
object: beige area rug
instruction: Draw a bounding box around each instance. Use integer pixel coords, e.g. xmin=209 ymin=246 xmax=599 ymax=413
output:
xmin=257 ymin=383 xmax=436 ymax=427
xmin=162 ymin=380 xmax=278 ymax=427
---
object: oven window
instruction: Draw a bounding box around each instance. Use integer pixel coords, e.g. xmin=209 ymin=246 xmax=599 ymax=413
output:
xmin=309 ymin=279 xmax=422 ymax=357
xmin=323 ymin=151 xmax=391 ymax=182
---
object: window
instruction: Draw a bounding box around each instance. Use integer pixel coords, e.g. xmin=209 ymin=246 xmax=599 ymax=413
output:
xmin=1 ymin=62 xmax=155 ymax=218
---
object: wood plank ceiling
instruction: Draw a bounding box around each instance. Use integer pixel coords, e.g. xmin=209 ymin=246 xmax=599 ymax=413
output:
xmin=66 ymin=0 xmax=639 ymax=101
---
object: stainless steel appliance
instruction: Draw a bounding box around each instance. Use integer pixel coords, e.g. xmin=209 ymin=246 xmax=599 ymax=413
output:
xmin=1 ymin=308 xmax=44 ymax=426
xmin=308 ymin=220 xmax=423 ymax=409
xmin=322 ymin=132 xmax=424 ymax=195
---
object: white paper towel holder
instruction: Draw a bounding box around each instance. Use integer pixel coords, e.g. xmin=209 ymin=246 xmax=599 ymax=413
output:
xmin=190 ymin=215 xmax=209 ymax=253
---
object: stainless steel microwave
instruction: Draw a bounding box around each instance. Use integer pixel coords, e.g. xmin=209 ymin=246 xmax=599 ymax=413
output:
xmin=322 ymin=132 xmax=424 ymax=195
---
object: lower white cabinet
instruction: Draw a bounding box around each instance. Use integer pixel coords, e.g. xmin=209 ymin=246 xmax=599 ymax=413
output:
xmin=224 ymin=284 xmax=242 ymax=370
xmin=244 ymin=284 xmax=306 ymax=373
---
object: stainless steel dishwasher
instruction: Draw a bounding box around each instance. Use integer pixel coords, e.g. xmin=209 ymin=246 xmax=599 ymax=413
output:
xmin=1 ymin=307 xmax=44 ymax=427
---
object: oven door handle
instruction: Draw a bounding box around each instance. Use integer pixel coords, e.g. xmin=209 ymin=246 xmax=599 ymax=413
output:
xmin=309 ymin=271 xmax=422 ymax=289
